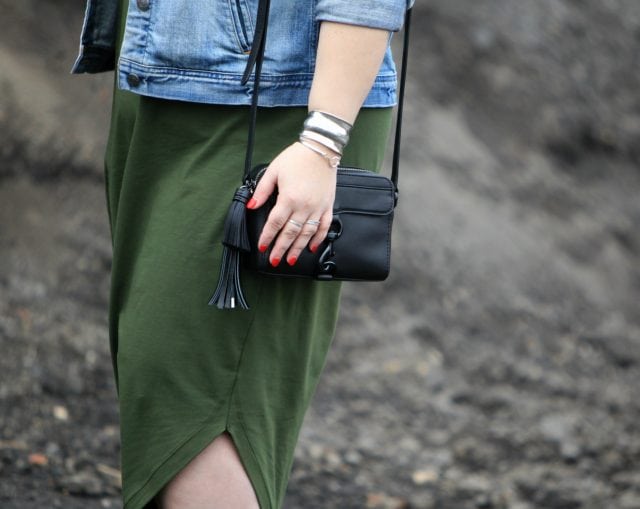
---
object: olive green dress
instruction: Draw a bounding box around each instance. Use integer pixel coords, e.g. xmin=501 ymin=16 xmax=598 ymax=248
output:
xmin=104 ymin=1 xmax=393 ymax=508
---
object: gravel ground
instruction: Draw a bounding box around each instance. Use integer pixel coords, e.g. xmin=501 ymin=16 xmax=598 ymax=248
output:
xmin=1 ymin=1 xmax=640 ymax=508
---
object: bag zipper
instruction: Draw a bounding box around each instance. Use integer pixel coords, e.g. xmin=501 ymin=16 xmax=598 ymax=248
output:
xmin=245 ymin=165 xmax=393 ymax=193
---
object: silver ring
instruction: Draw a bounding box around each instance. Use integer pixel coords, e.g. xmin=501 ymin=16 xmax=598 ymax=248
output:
xmin=288 ymin=219 xmax=303 ymax=228
xmin=305 ymin=219 xmax=321 ymax=226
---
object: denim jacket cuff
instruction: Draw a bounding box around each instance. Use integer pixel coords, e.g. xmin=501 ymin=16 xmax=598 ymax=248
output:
xmin=315 ymin=0 xmax=413 ymax=32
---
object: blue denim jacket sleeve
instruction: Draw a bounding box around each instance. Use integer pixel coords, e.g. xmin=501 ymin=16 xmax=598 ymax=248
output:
xmin=315 ymin=0 xmax=414 ymax=32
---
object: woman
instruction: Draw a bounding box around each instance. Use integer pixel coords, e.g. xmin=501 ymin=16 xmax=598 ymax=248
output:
xmin=72 ymin=0 xmax=412 ymax=507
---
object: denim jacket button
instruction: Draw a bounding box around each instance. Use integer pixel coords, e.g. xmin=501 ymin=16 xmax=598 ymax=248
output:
xmin=127 ymin=73 xmax=141 ymax=87
xmin=136 ymin=0 xmax=150 ymax=11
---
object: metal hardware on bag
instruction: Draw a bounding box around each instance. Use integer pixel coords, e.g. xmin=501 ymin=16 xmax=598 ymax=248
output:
xmin=316 ymin=217 xmax=343 ymax=280
xmin=245 ymin=165 xmax=269 ymax=193
xmin=317 ymin=245 xmax=335 ymax=280
xmin=329 ymin=216 xmax=343 ymax=238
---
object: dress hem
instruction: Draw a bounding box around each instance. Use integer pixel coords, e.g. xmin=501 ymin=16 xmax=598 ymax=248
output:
xmin=123 ymin=418 xmax=273 ymax=509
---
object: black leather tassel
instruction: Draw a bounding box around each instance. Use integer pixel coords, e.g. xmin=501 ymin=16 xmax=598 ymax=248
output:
xmin=208 ymin=186 xmax=252 ymax=310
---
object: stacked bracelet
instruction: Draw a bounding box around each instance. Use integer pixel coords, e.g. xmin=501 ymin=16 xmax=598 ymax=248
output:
xmin=299 ymin=110 xmax=353 ymax=156
xmin=298 ymin=138 xmax=341 ymax=169
xmin=299 ymin=129 xmax=343 ymax=155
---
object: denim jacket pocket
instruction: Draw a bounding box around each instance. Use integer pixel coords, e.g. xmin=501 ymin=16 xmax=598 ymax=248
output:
xmin=229 ymin=0 xmax=255 ymax=53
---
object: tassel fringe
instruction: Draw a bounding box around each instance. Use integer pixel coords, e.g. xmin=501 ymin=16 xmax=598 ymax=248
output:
xmin=208 ymin=186 xmax=252 ymax=310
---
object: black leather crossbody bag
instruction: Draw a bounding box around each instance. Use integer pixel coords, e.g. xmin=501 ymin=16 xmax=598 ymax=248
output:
xmin=209 ymin=0 xmax=412 ymax=310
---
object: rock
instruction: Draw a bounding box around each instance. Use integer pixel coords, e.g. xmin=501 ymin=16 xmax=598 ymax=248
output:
xmin=411 ymin=468 xmax=439 ymax=486
xmin=27 ymin=453 xmax=48 ymax=466
xmin=96 ymin=463 xmax=122 ymax=489
xmin=366 ymin=492 xmax=409 ymax=509
xmin=538 ymin=413 xmax=582 ymax=461
xmin=56 ymin=470 xmax=109 ymax=497
xmin=579 ymin=335 xmax=640 ymax=368
xmin=474 ymin=493 xmax=493 ymax=508
xmin=458 ymin=474 xmax=493 ymax=496
xmin=52 ymin=405 xmax=69 ymax=421
xmin=612 ymin=471 xmax=640 ymax=491
xmin=559 ymin=441 xmax=580 ymax=463
xmin=619 ymin=490 xmax=640 ymax=509
xmin=344 ymin=449 xmax=362 ymax=465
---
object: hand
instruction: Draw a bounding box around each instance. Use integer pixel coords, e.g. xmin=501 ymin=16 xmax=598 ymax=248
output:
xmin=246 ymin=140 xmax=338 ymax=267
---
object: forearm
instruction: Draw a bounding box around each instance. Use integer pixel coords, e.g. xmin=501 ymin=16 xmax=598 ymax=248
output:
xmin=307 ymin=21 xmax=391 ymax=125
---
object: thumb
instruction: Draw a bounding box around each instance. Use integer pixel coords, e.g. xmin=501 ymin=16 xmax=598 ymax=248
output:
xmin=247 ymin=166 xmax=277 ymax=209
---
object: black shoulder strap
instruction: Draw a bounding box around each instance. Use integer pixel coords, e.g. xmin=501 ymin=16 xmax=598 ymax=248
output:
xmin=241 ymin=1 xmax=412 ymax=193
xmin=241 ymin=0 xmax=271 ymax=181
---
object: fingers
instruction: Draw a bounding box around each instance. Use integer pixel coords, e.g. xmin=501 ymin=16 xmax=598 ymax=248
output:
xmin=259 ymin=208 xmax=317 ymax=267
xmin=246 ymin=167 xmax=277 ymax=210
xmin=283 ymin=218 xmax=323 ymax=266
xmin=309 ymin=210 xmax=333 ymax=254
xmin=254 ymin=185 xmax=334 ymax=267
xmin=256 ymin=203 xmax=294 ymax=264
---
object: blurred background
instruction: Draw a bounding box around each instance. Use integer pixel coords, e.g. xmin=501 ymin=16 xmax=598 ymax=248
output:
xmin=1 ymin=0 xmax=640 ymax=508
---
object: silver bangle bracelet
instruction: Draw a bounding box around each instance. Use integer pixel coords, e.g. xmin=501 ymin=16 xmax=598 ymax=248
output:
xmin=303 ymin=110 xmax=352 ymax=149
xmin=298 ymin=137 xmax=341 ymax=169
xmin=307 ymin=110 xmax=353 ymax=132
xmin=299 ymin=129 xmax=344 ymax=155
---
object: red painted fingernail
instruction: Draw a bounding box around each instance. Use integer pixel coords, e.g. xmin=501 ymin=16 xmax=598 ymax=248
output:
xmin=246 ymin=198 xmax=257 ymax=209
xmin=310 ymin=244 xmax=318 ymax=254
xmin=287 ymin=255 xmax=297 ymax=266
xmin=259 ymin=244 xmax=268 ymax=253
xmin=271 ymin=257 xmax=281 ymax=267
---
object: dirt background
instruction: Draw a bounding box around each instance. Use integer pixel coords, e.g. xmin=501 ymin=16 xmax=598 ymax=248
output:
xmin=1 ymin=0 xmax=640 ymax=508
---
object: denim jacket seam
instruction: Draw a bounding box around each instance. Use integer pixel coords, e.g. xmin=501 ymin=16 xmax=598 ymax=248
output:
xmin=309 ymin=2 xmax=316 ymax=74
xmin=120 ymin=57 xmax=397 ymax=84
xmin=142 ymin=0 xmax=157 ymax=67
xmin=115 ymin=76 xmax=397 ymax=108
xmin=118 ymin=59 xmax=296 ymax=83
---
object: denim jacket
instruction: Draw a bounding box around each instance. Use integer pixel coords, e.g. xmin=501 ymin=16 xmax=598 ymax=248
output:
xmin=72 ymin=0 xmax=414 ymax=107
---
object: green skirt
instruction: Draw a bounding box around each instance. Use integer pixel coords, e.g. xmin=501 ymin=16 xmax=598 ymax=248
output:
xmin=105 ymin=3 xmax=393 ymax=508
